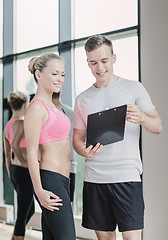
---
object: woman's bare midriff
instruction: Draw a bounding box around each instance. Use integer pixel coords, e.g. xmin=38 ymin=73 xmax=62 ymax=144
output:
xmin=39 ymin=139 xmax=71 ymax=178
xmin=12 ymin=148 xmax=28 ymax=168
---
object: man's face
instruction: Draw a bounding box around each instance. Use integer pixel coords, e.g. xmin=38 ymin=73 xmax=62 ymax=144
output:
xmin=86 ymin=44 xmax=116 ymax=84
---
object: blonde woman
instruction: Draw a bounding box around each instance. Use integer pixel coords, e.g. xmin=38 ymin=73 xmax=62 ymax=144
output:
xmin=3 ymin=91 xmax=34 ymax=240
xmin=24 ymin=53 xmax=76 ymax=240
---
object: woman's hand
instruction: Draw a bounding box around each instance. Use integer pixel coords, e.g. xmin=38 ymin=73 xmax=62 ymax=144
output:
xmin=37 ymin=189 xmax=63 ymax=211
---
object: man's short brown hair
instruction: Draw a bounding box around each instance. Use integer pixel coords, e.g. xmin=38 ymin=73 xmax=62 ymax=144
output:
xmin=85 ymin=35 xmax=113 ymax=54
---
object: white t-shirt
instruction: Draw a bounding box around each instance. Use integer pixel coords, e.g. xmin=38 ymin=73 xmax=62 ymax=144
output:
xmin=74 ymin=77 xmax=154 ymax=183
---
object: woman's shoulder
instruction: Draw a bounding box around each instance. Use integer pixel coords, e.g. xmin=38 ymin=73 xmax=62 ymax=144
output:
xmin=27 ymin=99 xmax=47 ymax=114
xmin=25 ymin=99 xmax=48 ymax=125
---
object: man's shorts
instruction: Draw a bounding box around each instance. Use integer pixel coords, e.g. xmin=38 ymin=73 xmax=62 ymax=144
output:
xmin=82 ymin=181 xmax=145 ymax=232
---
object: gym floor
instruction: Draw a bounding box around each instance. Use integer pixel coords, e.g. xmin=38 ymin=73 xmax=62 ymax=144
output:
xmin=0 ymin=223 xmax=42 ymax=240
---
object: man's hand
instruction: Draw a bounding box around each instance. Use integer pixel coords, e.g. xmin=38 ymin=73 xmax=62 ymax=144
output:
xmin=126 ymin=104 xmax=144 ymax=124
xmin=73 ymin=129 xmax=103 ymax=157
xmin=85 ymin=143 xmax=103 ymax=158
xmin=126 ymin=104 xmax=162 ymax=134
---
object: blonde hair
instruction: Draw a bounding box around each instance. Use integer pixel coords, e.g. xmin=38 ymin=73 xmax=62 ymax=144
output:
xmin=8 ymin=91 xmax=28 ymax=111
xmin=28 ymin=53 xmax=63 ymax=82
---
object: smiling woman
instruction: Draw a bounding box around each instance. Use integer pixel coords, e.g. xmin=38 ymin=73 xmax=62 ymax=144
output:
xmin=24 ymin=53 xmax=76 ymax=240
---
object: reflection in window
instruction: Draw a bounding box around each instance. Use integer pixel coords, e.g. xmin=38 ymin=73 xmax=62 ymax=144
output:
xmin=0 ymin=0 xmax=3 ymax=57
xmin=74 ymin=0 xmax=137 ymax=39
xmin=15 ymin=0 xmax=59 ymax=53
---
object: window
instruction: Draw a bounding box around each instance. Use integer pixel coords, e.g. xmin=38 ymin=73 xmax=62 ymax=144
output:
xmin=74 ymin=46 xmax=95 ymax=96
xmin=0 ymin=0 xmax=3 ymax=57
xmin=15 ymin=57 xmax=37 ymax=95
xmin=14 ymin=0 xmax=59 ymax=53
xmin=113 ymin=36 xmax=138 ymax=81
xmin=74 ymin=0 xmax=137 ymax=39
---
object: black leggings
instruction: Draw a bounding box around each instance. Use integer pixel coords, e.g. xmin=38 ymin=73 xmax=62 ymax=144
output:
xmin=69 ymin=172 xmax=76 ymax=202
xmin=37 ymin=169 xmax=76 ymax=240
xmin=10 ymin=165 xmax=35 ymax=236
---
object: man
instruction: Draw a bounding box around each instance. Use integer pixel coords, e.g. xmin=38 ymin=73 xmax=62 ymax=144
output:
xmin=73 ymin=35 xmax=162 ymax=240
xmin=52 ymin=92 xmax=77 ymax=203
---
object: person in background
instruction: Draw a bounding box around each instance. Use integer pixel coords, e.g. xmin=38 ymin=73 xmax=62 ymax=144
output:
xmin=3 ymin=91 xmax=35 ymax=240
xmin=52 ymin=91 xmax=77 ymax=203
xmin=24 ymin=53 xmax=76 ymax=240
xmin=73 ymin=35 xmax=162 ymax=240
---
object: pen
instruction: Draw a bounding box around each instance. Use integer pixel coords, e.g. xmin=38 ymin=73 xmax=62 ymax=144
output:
xmin=132 ymin=105 xmax=140 ymax=109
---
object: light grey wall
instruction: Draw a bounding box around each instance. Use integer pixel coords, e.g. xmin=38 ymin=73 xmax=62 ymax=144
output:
xmin=141 ymin=1 xmax=168 ymax=239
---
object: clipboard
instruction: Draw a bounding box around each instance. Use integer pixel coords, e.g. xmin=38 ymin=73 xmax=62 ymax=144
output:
xmin=86 ymin=104 xmax=127 ymax=147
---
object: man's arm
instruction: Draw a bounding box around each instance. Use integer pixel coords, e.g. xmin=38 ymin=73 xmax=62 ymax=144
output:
xmin=73 ymin=129 xmax=102 ymax=158
xmin=127 ymin=105 xmax=162 ymax=134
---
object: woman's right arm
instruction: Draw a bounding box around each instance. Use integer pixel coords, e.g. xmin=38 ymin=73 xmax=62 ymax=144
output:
xmin=24 ymin=102 xmax=62 ymax=211
xmin=3 ymin=128 xmax=12 ymax=178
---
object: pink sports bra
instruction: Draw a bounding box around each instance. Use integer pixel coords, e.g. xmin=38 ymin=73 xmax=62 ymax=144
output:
xmin=6 ymin=118 xmax=26 ymax=148
xmin=31 ymin=98 xmax=71 ymax=144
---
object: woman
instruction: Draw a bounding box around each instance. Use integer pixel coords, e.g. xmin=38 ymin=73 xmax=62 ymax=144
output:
xmin=24 ymin=53 xmax=76 ymax=240
xmin=3 ymin=91 xmax=35 ymax=240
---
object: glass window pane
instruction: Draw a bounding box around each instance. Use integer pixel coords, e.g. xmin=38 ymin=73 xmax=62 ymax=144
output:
xmin=74 ymin=46 xmax=95 ymax=96
xmin=0 ymin=0 xmax=3 ymax=57
xmin=15 ymin=57 xmax=37 ymax=95
xmin=113 ymin=36 xmax=139 ymax=81
xmin=74 ymin=0 xmax=137 ymax=39
xmin=75 ymin=36 xmax=138 ymax=97
xmin=15 ymin=0 xmax=59 ymax=53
